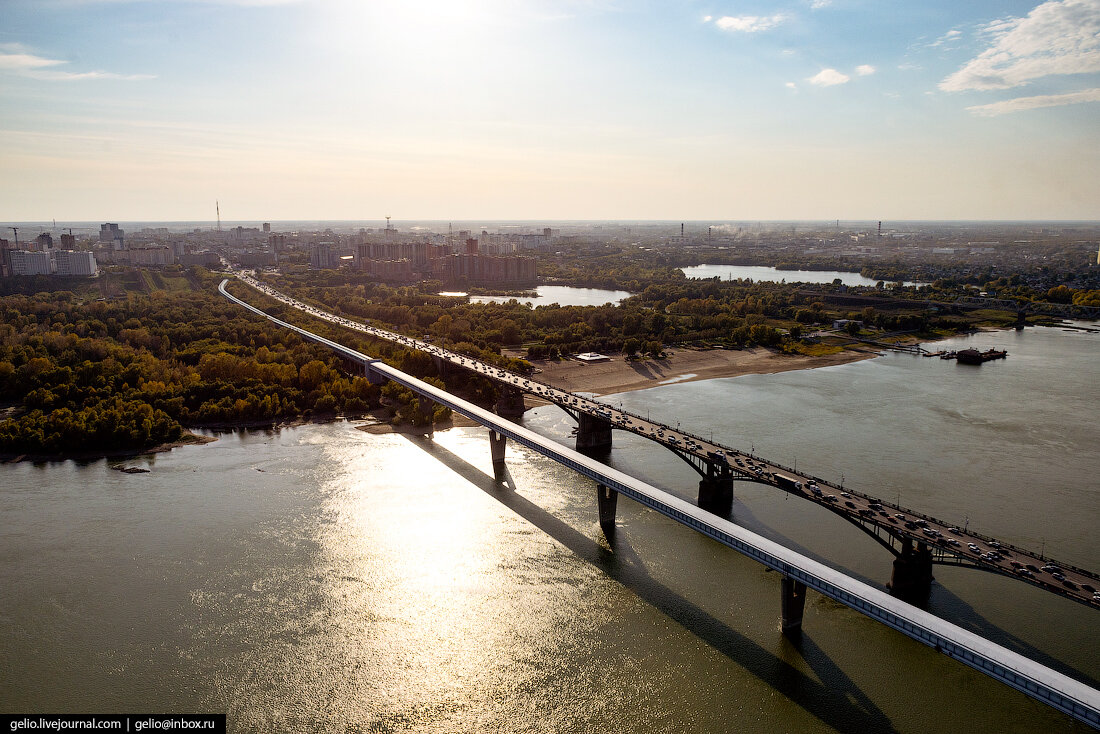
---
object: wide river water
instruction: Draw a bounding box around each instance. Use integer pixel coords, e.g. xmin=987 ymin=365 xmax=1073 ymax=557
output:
xmin=2 ymin=324 xmax=1097 ymax=732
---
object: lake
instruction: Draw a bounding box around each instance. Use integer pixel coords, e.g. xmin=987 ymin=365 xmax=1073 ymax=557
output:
xmin=681 ymin=264 xmax=926 ymax=287
xmin=470 ymin=285 xmax=633 ymax=307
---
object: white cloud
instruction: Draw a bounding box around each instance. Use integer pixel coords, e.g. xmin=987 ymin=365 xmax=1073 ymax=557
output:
xmin=966 ymin=87 xmax=1100 ymax=115
xmin=808 ymin=68 xmax=850 ymax=86
xmin=0 ymin=50 xmax=153 ymax=81
xmin=810 ymin=0 xmax=831 ymax=8
xmin=713 ymin=14 xmax=789 ymax=32
xmin=702 ymin=15 xmax=712 ymax=23
xmin=30 ymin=69 xmax=156 ymax=81
xmin=856 ymin=64 xmax=876 ymax=75
xmin=0 ymin=52 xmax=66 ymax=71
xmin=927 ymin=28 xmax=963 ymax=49
xmin=940 ymin=0 xmax=1100 ymax=91
xmin=785 ymin=81 xmax=797 ymax=89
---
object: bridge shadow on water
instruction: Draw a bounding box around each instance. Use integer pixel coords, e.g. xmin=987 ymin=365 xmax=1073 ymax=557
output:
xmin=404 ymin=435 xmax=901 ymax=734
xmin=926 ymin=584 xmax=1100 ymax=689
xmin=724 ymin=492 xmax=1100 ymax=690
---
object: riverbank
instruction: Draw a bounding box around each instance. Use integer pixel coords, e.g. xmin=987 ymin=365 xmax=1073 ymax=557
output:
xmin=528 ymin=345 xmax=878 ymax=397
xmin=0 ymin=431 xmax=218 ymax=464
xmin=356 ymin=408 xmax=479 ymax=435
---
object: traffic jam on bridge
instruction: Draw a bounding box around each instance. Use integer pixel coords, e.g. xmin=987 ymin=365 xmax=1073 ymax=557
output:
xmin=235 ymin=273 xmax=1100 ymax=609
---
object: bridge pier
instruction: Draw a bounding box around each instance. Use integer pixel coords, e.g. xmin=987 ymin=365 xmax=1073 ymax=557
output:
xmin=431 ymin=354 xmax=447 ymax=377
xmin=780 ymin=576 xmax=808 ymax=638
xmin=362 ymin=362 xmax=387 ymax=385
xmin=494 ymin=385 xmax=526 ymax=417
xmin=698 ymin=477 xmax=734 ymax=515
xmin=698 ymin=461 xmax=734 ymax=515
xmin=576 ymin=413 xmax=613 ymax=453
xmin=489 ymin=430 xmax=507 ymax=480
xmin=888 ymin=537 xmax=934 ymax=601
xmin=418 ymin=395 xmax=435 ymax=435
xmin=596 ymin=483 xmax=618 ymax=537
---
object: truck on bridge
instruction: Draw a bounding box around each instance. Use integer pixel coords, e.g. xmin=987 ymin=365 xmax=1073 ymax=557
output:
xmin=773 ymin=474 xmax=804 ymax=493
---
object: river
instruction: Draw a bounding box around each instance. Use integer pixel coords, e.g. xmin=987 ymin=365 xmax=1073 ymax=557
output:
xmin=681 ymin=264 xmax=926 ymax=287
xmin=1 ymin=324 xmax=1097 ymax=732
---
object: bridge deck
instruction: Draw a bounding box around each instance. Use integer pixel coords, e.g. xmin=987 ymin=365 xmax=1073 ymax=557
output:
xmin=220 ymin=277 xmax=1099 ymax=727
xmin=231 ymin=274 xmax=1100 ymax=609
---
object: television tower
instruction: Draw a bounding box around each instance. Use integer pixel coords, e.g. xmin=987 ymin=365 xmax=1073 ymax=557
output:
xmin=216 ymin=201 xmax=221 ymax=232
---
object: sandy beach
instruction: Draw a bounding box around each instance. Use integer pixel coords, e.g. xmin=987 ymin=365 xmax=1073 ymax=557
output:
xmin=527 ymin=346 xmax=878 ymax=397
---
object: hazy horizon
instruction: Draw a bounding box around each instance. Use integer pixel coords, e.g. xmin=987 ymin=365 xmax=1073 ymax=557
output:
xmin=7 ymin=217 xmax=1100 ymax=236
xmin=3 ymin=0 xmax=1099 ymax=221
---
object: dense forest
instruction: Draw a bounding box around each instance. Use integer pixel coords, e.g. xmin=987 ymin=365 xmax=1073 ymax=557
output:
xmin=262 ymin=269 xmax=1018 ymax=361
xmin=4 ymin=248 xmax=1089 ymax=458
xmin=0 ymin=274 xmax=453 ymax=457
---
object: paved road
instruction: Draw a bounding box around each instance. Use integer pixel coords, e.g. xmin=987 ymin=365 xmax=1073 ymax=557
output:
xmin=234 ymin=273 xmax=1100 ymax=609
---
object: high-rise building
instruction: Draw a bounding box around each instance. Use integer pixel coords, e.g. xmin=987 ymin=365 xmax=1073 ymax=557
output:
xmin=310 ymin=242 xmax=337 ymax=270
xmin=35 ymin=233 xmax=53 ymax=250
xmin=54 ymin=250 xmax=97 ymax=276
xmin=263 ymin=223 xmax=271 ymax=233
xmin=9 ymin=250 xmax=53 ymax=276
xmin=126 ymin=246 xmax=174 ymax=267
xmin=430 ymin=254 xmax=536 ymax=286
xmin=0 ymin=239 xmax=13 ymax=277
xmin=356 ymin=241 xmax=429 ymax=265
xmin=99 ymin=223 xmax=124 ymax=243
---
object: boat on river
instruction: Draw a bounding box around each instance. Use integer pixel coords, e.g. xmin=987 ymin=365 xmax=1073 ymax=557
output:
xmin=955 ymin=348 xmax=1008 ymax=365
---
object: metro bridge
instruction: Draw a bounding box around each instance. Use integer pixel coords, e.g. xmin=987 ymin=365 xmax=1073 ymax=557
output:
xmin=219 ymin=277 xmax=1099 ymax=727
xmin=230 ymin=274 xmax=1100 ymax=609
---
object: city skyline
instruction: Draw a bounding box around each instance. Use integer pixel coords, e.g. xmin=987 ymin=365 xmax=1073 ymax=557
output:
xmin=2 ymin=0 xmax=1099 ymax=221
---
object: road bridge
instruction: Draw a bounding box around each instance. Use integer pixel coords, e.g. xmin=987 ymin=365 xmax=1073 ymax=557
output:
xmin=219 ymin=277 xmax=1099 ymax=727
xmin=229 ymin=274 xmax=1100 ymax=608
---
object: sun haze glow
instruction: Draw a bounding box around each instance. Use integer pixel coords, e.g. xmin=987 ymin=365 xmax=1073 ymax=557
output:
xmin=1 ymin=0 xmax=1098 ymax=221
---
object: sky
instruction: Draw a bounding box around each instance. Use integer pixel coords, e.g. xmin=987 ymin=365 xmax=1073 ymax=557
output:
xmin=1 ymin=0 xmax=1099 ymax=222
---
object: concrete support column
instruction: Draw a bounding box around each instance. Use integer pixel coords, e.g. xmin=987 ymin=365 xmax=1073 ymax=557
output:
xmin=596 ymin=483 xmax=618 ymax=537
xmin=431 ymin=354 xmax=446 ymax=378
xmin=698 ymin=459 xmax=734 ymax=515
xmin=363 ymin=364 xmax=387 ymax=385
xmin=780 ymin=576 xmax=808 ymax=637
xmin=889 ymin=537 xmax=934 ymax=601
xmin=698 ymin=476 xmax=734 ymax=515
xmin=494 ymin=385 xmax=526 ymax=417
xmin=489 ymin=430 xmax=507 ymax=480
xmin=576 ymin=412 xmax=613 ymax=452
xmin=418 ymin=395 xmax=435 ymax=436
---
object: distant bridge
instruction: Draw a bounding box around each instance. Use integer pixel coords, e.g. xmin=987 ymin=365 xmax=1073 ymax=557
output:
xmin=229 ymin=274 xmax=1100 ymax=611
xmin=219 ymin=277 xmax=1099 ymax=727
